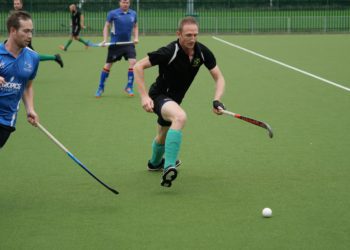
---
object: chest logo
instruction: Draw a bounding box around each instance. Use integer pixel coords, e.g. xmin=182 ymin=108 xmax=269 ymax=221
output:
xmin=192 ymin=58 xmax=201 ymax=67
xmin=24 ymin=61 xmax=32 ymax=72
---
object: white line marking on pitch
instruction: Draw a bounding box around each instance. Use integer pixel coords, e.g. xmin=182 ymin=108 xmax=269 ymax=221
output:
xmin=212 ymin=36 xmax=350 ymax=92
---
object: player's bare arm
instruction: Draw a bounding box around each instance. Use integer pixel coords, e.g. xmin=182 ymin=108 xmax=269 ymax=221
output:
xmin=133 ymin=56 xmax=154 ymax=112
xmin=101 ymin=21 xmax=111 ymax=45
xmin=22 ymin=80 xmax=39 ymax=126
xmin=210 ymin=65 xmax=225 ymax=114
xmin=133 ymin=23 xmax=139 ymax=44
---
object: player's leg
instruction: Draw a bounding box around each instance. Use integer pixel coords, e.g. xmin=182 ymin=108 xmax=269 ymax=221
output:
xmin=54 ymin=54 xmax=64 ymax=68
xmin=161 ymin=101 xmax=186 ymax=170
xmin=95 ymin=47 xmax=115 ymax=97
xmin=59 ymin=34 xmax=73 ymax=51
xmin=38 ymin=54 xmax=56 ymax=61
xmin=148 ymin=97 xmax=185 ymax=186
xmin=60 ymin=27 xmax=79 ymax=51
xmin=21 ymin=40 xmax=62 ymax=68
xmin=39 ymin=54 xmax=64 ymax=68
xmin=124 ymin=45 xmax=137 ymax=96
xmin=75 ymin=35 xmax=90 ymax=48
xmin=147 ymin=125 xmax=168 ymax=170
xmin=150 ymin=96 xmax=186 ymax=169
xmin=158 ymin=101 xmax=186 ymax=187
xmin=124 ymin=58 xmax=136 ymax=97
xmin=95 ymin=62 xmax=112 ymax=98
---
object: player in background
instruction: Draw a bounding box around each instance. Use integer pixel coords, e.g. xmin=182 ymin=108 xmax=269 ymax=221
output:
xmin=12 ymin=0 xmax=63 ymax=68
xmin=0 ymin=11 xmax=40 ymax=148
xmin=59 ymin=4 xmax=90 ymax=51
xmin=133 ymin=16 xmax=226 ymax=187
xmin=95 ymin=0 xmax=138 ymax=98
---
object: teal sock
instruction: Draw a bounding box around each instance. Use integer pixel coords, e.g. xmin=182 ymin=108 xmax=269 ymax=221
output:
xmin=64 ymin=39 xmax=73 ymax=50
xmin=78 ymin=37 xmax=89 ymax=46
xmin=150 ymin=140 xmax=165 ymax=166
xmin=39 ymin=54 xmax=56 ymax=61
xmin=164 ymin=129 xmax=182 ymax=169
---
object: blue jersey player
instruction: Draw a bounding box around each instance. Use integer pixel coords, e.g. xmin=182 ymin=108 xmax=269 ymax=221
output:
xmin=95 ymin=0 xmax=139 ymax=98
xmin=0 ymin=11 xmax=40 ymax=148
xmin=13 ymin=0 xmax=63 ymax=68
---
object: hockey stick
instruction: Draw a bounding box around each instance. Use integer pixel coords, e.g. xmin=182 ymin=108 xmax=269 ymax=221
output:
xmin=222 ymin=110 xmax=273 ymax=138
xmin=87 ymin=41 xmax=134 ymax=47
xmin=37 ymin=123 xmax=119 ymax=195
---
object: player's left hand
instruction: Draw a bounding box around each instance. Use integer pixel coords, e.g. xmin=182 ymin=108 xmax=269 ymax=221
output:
xmin=212 ymin=100 xmax=225 ymax=115
xmin=133 ymin=39 xmax=139 ymax=44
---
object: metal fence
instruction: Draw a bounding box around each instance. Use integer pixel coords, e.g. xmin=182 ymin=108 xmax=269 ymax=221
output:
xmin=1 ymin=1 xmax=349 ymax=35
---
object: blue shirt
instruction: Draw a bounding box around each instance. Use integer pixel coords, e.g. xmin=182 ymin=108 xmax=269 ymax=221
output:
xmin=0 ymin=43 xmax=39 ymax=127
xmin=107 ymin=8 xmax=137 ymax=43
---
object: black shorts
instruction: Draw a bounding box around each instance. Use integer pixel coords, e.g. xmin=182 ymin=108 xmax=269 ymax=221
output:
xmin=106 ymin=44 xmax=136 ymax=63
xmin=152 ymin=95 xmax=175 ymax=127
xmin=72 ymin=26 xmax=81 ymax=36
xmin=0 ymin=124 xmax=15 ymax=149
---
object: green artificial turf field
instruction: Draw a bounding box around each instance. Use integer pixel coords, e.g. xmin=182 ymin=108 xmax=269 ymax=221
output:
xmin=1 ymin=34 xmax=350 ymax=249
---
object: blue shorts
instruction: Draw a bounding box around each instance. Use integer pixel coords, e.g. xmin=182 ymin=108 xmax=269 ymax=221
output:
xmin=152 ymin=95 xmax=174 ymax=127
xmin=106 ymin=44 xmax=136 ymax=63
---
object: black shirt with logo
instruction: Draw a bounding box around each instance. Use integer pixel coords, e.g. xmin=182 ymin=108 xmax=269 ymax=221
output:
xmin=148 ymin=40 xmax=216 ymax=104
xmin=71 ymin=10 xmax=81 ymax=28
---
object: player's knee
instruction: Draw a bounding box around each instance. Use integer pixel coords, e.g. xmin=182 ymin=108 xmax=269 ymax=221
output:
xmin=129 ymin=60 xmax=137 ymax=68
xmin=174 ymin=111 xmax=187 ymax=126
xmin=155 ymin=135 xmax=166 ymax=144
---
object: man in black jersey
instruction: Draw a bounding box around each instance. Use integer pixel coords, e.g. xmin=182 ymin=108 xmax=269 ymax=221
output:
xmin=59 ymin=4 xmax=90 ymax=51
xmin=12 ymin=0 xmax=64 ymax=68
xmin=134 ymin=16 xmax=226 ymax=188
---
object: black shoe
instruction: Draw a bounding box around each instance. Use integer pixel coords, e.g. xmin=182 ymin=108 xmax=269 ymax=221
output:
xmin=148 ymin=159 xmax=182 ymax=171
xmin=148 ymin=158 xmax=165 ymax=171
xmin=161 ymin=166 xmax=178 ymax=187
xmin=54 ymin=54 xmax=64 ymax=68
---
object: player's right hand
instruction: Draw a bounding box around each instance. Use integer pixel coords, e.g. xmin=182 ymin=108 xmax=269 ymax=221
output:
xmin=141 ymin=96 xmax=154 ymax=113
xmin=0 ymin=77 xmax=5 ymax=85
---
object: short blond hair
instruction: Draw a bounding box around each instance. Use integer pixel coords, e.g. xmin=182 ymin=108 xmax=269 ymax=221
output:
xmin=178 ymin=16 xmax=198 ymax=32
